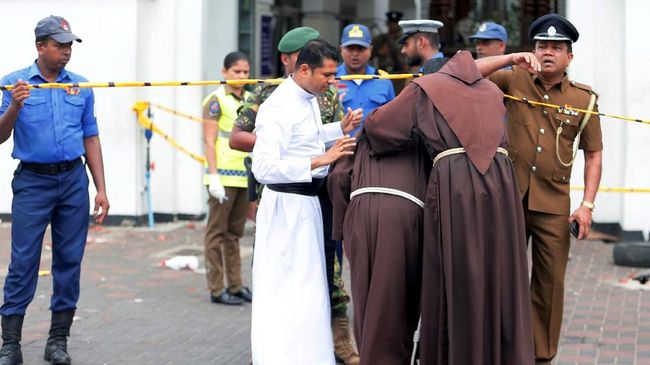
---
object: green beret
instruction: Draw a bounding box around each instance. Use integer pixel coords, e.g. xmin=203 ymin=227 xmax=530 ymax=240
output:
xmin=277 ymin=27 xmax=320 ymax=53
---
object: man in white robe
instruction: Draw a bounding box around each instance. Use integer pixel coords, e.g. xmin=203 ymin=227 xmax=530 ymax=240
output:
xmin=251 ymin=40 xmax=361 ymax=365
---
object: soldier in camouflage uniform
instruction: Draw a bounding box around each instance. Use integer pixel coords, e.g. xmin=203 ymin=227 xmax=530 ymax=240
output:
xmin=229 ymin=28 xmax=359 ymax=365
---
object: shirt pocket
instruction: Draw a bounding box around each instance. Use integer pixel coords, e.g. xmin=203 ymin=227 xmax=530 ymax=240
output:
xmin=552 ymin=165 xmax=572 ymax=184
xmin=369 ymin=93 xmax=388 ymax=106
xmin=21 ymin=96 xmax=48 ymax=123
xmin=63 ymin=95 xmax=85 ymax=125
xmin=555 ymin=114 xmax=581 ymax=147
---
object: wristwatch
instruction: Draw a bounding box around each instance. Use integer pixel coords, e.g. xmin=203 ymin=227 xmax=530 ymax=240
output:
xmin=581 ymin=200 xmax=595 ymax=211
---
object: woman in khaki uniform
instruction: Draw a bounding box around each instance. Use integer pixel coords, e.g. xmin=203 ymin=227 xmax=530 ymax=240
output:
xmin=202 ymin=52 xmax=253 ymax=306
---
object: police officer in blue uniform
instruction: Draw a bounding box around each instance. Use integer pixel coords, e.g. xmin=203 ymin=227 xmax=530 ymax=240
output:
xmin=0 ymin=15 xmax=109 ymax=365
xmin=469 ymin=21 xmax=509 ymax=59
xmin=337 ymin=24 xmax=395 ymax=136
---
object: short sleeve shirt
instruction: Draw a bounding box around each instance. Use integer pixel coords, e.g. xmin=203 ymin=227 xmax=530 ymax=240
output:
xmin=0 ymin=62 xmax=98 ymax=163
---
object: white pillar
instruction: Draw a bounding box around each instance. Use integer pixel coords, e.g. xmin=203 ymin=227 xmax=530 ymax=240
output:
xmin=302 ymin=0 xmax=341 ymax=45
xmin=622 ymin=0 xmax=650 ymax=237
xmin=567 ymin=0 xmax=626 ymax=225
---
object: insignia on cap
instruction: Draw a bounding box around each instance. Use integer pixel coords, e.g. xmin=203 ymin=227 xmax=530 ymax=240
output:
xmin=547 ymin=26 xmax=556 ymax=36
xmin=348 ymin=25 xmax=363 ymax=38
xmin=61 ymin=20 xmax=69 ymax=31
xmin=479 ymin=23 xmax=487 ymax=32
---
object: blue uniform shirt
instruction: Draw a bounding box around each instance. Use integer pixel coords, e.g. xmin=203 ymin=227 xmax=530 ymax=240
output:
xmin=419 ymin=52 xmax=445 ymax=72
xmin=0 ymin=62 xmax=98 ymax=163
xmin=336 ymin=64 xmax=395 ymax=136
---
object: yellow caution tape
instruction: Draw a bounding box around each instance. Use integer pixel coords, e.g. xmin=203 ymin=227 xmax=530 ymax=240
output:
xmin=503 ymin=94 xmax=650 ymax=125
xmin=571 ymin=186 xmax=650 ymax=193
xmin=147 ymin=102 xmax=213 ymax=124
xmin=3 ymin=74 xmax=646 ymax=124
xmin=132 ymin=101 xmax=206 ymax=164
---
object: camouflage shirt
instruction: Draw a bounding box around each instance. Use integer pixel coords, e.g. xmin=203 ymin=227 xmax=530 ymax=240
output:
xmin=234 ymin=81 xmax=344 ymax=132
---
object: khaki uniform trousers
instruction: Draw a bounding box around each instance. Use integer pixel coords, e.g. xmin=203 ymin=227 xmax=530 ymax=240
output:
xmin=204 ymin=186 xmax=248 ymax=295
xmin=523 ymin=197 xmax=571 ymax=365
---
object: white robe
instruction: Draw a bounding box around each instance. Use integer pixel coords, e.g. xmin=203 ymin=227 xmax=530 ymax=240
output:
xmin=251 ymin=77 xmax=343 ymax=365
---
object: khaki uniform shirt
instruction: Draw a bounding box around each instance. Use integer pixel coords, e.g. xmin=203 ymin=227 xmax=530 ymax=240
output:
xmin=490 ymin=66 xmax=603 ymax=215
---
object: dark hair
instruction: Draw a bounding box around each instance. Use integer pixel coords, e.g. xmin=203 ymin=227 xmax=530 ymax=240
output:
xmin=295 ymin=39 xmax=339 ymax=70
xmin=415 ymin=32 xmax=441 ymax=49
xmin=35 ymin=35 xmax=50 ymax=44
xmin=223 ymin=51 xmax=249 ymax=69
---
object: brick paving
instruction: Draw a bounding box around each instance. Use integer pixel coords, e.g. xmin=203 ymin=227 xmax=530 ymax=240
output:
xmin=0 ymin=221 xmax=649 ymax=364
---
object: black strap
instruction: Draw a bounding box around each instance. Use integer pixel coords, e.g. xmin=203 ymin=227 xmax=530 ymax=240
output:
xmin=21 ymin=158 xmax=82 ymax=175
xmin=267 ymin=178 xmax=325 ymax=196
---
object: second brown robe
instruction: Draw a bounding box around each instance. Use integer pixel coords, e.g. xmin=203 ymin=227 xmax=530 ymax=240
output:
xmin=363 ymin=51 xmax=534 ymax=364
xmin=328 ymin=128 xmax=430 ymax=364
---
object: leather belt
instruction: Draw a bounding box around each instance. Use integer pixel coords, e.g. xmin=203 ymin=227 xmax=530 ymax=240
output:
xmin=21 ymin=158 xmax=83 ymax=175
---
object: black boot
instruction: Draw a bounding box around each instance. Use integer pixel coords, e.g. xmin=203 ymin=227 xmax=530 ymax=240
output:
xmin=43 ymin=310 xmax=74 ymax=365
xmin=0 ymin=315 xmax=24 ymax=365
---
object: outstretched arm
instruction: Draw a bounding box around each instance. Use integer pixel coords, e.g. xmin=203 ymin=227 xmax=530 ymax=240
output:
xmin=475 ymin=52 xmax=541 ymax=77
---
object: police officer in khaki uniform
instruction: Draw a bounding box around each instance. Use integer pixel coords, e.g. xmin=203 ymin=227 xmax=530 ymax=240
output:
xmin=476 ymin=14 xmax=603 ymax=364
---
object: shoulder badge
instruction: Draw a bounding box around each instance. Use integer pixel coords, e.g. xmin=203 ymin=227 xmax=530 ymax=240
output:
xmin=208 ymin=99 xmax=220 ymax=116
xmin=569 ymin=80 xmax=599 ymax=98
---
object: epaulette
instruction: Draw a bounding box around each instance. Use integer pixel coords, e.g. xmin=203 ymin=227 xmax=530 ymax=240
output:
xmin=377 ymin=69 xmax=389 ymax=76
xmin=569 ymin=80 xmax=599 ymax=98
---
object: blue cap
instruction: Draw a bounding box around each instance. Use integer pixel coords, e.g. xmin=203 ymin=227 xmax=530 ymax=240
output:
xmin=340 ymin=24 xmax=371 ymax=48
xmin=469 ymin=22 xmax=507 ymax=43
xmin=34 ymin=15 xmax=81 ymax=43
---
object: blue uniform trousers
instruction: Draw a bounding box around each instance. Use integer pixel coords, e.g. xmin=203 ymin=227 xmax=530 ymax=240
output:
xmin=1 ymin=162 xmax=89 ymax=316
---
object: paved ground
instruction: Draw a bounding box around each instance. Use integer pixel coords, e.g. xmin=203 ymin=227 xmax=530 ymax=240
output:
xmin=0 ymin=220 xmax=649 ymax=364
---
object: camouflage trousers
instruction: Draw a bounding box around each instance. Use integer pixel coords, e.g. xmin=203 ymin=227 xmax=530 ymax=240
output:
xmin=331 ymin=252 xmax=350 ymax=316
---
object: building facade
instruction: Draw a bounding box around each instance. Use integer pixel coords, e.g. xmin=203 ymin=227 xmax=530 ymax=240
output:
xmin=0 ymin=0 xmax=647 ymax=238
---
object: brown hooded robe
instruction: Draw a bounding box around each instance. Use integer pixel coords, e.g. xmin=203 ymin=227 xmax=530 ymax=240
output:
xmin=360 ymin=51 xmax=534 ymax=365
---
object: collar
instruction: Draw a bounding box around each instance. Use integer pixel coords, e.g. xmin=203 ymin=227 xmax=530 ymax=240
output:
xmin=288 ymin=74 xmax=315 ymax=100
xmin=419 ymin=52 xmax=446 ymax=72
xmin=532 ymin=72 xmax=570 ymax=94
xmin=224 ymin=85 xmax=245 ymax=100
xmin=337 ymin=64 xmax=375 ymax=76
xmin=28 ymin=61 xmax=70 ymax=83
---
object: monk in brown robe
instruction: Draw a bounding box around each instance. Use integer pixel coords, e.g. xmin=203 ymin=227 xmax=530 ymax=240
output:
xmin=361 ymin=50 xmax=535 ymax=364
xmin=328 ymin=58 xmax=451 ymax=365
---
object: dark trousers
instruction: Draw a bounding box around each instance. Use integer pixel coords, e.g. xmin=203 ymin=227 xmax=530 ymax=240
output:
xmin=523 ymin=201 xmax=571 ymax=364
xmin=318 ymin=182 xmax=336 ymax=297
xmin=1 ymin=163 xmax=89 ymax=316
xmin=204 ymin=187 xmax=248 ymax=294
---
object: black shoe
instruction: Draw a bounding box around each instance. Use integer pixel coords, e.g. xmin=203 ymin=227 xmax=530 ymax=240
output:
xmin=0 ymin=344 xmax=22 ymax=365
xmin=233 ymin=287 xmax=253 ymax=302
xmin=44 ymin=338 xmax=71 ymax=365
xmin=1 ymin=315 xmax=24 ymax=365
xmin=210 ymin=290 xmax=244 ymax=305
xmin=43 ymin=311 xmax=74 ymax=365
